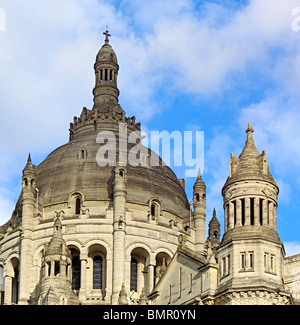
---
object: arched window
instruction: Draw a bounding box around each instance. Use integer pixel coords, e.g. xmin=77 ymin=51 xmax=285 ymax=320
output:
xmin=130 ymin=258 xmax=138 ymax=292
xmin=151 ymin=204 xmax=156 ymax=218
xmin=93 ymin=256 xmax=103 ymax=289
xmin=195 ymin=193 xmax=200 ymax=201
xmin=72 ymin=256 xmax=81 ymax=291
xmin=75 ymin=198 xmax=81 ymax=215
xmin=11 ymin=264 xmax=19 ymax=305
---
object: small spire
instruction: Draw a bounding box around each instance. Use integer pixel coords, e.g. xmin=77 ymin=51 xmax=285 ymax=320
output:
xmin=239 ymin=123 xmax=259 ymax=161
xmin=197 ymin=168 xmax=202 ymax=179
xmin=103 ymin=29 xmax=111 ymax=44
xmin=194 ymin=168 xmax=206 ymax=190
xmin=23 ymin=152 xmax=34 ymax=173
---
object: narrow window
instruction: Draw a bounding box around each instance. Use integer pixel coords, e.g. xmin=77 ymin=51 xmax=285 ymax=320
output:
xmin=259 ymin=199 xmax=263 ymax=225
xmin=93 ymin=256 xmax=103 ymax=289
xmin=241 ymin=253 xmax=245 ymax=270
xmin=249 ymin=252 xmax=254 ymax=269
xmin=264 ymin=253 xmax=268 ymax=270
xmin=195 ymin=193 xmax=200 ymax=201
xmin=100 ymin=69 xmax=103 ymax=81
xmin=227 ymin=255 xmax=230 ymax=275
xmin=75 ymin=198 xmax=81 ymax=215
xmin=54 ymin=261 xmax=60 ymax=276
xmin=241 ymin=199 xmax=245 ymax=226
xmin=267 ymin=201 xmax=270 ymax=224
xmin=151 ymin=204 xmax=156 ymax=218
xmin=270 ymin=255 xmax=275 ymax=272
xmin=81 ymin=150 xmax=85 ymax=159
xmin=250 ymin=198 xmax=255 ymax=225
xmin=233 ymin=200 xmax=237 ymax=226
xmin=72 ymin=256 xmax=81 ymax=291
xmin=105 ymin=69 xmax=108 ymax=81
xmin=110 ymin=70 xmax=113 ymax=82
xmin=222 ymin=257 xmax=226 ymax=276
xmin=11 ymin=266 xmax=19 ymax=304
xmin=130 ymin=258 xmax=138 ymax=292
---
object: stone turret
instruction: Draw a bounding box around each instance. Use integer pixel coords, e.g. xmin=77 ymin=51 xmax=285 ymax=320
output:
xmin=207 ymin=208 xmax=220 ymax=253
xmin=216 ymin=124 xmax=291 ymax=305
xmin=68 ymin=30 xmax=141 ymax=141
xmin=38 ymin=217 xmax=78 ymax=305
xmin=18 ymin=154 xmax=36 ymax=304
xmin=93 ymin=29 xmax=120 ymax=107
xmin=222 ymin=124 xmax=279 ymax=234
xmin=193 ymin=169 xmax=206 ymax=253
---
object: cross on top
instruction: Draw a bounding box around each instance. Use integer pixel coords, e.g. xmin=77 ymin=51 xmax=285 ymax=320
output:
xmin=246 ymin=123 xmax=254 ymax=134
xmin=103 ymin=29 xmax=111 ymax=44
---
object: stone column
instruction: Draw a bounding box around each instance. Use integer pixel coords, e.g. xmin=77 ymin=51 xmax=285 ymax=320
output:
xmin=262 ymin=199 xmax=268 ymax=225
xmin=254 ymin=197 xmax=260 ymax=225
xmin=229 ymin=202 xmax=234 ymax=229
xmin=79 ymin=256 xmax=87 ymax=301
xmin=111 ymin=166 xmax=127 ymax=305
xmin=224 ymin=204 xmax=229 ymax=232
xmin=269 ymin=202 xmax=274 ymax=228
xmin=236 ymin=199 xmax=242 ymax=226
xmin=4 ymin=275 xmax=12 ymax=305
xmin=244 ymin=197 xmax=250 ymax=225
xmin=147 ymin=264 xmax=155 ymax=294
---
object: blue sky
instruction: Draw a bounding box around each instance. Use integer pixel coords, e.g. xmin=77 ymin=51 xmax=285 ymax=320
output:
xmin=0 ymin=0 xmax=300 ymax=255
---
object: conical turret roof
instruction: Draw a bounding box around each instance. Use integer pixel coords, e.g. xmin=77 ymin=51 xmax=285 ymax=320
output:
xmin=223 ymin=123 xmax=278 ymax=190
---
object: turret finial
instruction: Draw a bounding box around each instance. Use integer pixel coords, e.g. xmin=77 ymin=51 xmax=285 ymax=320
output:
xmin=103 ymin=29 xmax=111 ymax=44
xmin=246 ymin=123 xmax=254 ymax=135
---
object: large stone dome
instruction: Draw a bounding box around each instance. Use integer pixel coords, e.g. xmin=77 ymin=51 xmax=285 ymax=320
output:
xmin=36 ymin=128 xmax=190 ymax=219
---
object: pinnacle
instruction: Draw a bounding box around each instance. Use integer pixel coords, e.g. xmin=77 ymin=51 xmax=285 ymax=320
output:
xmin=239 ymin=123 xmax=260 ymax=160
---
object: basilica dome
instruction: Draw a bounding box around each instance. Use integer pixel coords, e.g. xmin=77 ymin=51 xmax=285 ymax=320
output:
xmin=35 ymin=131 xmax=190 ymax=219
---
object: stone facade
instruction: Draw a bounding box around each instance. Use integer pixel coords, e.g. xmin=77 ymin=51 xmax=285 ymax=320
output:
xmin=0 ymin=31 xmax=299 ymax=305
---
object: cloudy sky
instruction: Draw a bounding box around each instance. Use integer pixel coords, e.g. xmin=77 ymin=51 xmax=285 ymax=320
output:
xmin=1 ymin=0 xmax=300 ymax=256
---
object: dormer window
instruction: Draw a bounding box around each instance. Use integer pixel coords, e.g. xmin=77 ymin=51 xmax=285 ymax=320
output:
xmin=148 ymin=198 xmax=162 ymax=221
